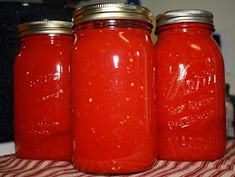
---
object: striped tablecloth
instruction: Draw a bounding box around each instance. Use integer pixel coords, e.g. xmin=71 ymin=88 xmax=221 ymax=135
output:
xmin=0 ymin=142 xmax=235 ymax=177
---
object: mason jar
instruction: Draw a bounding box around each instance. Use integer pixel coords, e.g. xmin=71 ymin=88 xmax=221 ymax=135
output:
xmin=14 ymin=20 xmax=73 ymax=161
xmin=154 ymin=9 xmax=225 ymax=161
xmin=72 ymin=3 xmax=157 ymax=174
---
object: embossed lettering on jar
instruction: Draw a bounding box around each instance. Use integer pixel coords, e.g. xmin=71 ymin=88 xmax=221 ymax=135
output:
xmin=72 ymin=3 xmax=157 ymax=174
xmin=14 ymin=20 xmax=73 ymax=161
xmin=154 ymin=9 xmax=225 ymax=161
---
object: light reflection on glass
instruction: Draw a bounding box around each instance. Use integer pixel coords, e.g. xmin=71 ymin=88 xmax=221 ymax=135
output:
xmin=208 ymin=75 xmax=211 ymax=84
xmin=113 ymin=55 xmax=119 ymax=69
xmin=178 ymin=64 xmax=189 ymax=81
xmin=214 ymin=75 xmax=217 ymax=83
xmin=169 ymin=66 xmax=172 ymax=74
xmin=145 ymin=34 xmax=149 ymax=42
xmin=53 ymin=63 xmax=62 ymax=80
xmin=136 ymin=51 xmax=140 ymax=56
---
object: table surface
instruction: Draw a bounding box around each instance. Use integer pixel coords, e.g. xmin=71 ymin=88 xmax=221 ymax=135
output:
xmin=0 ymin=142 xmax=235 ymax=177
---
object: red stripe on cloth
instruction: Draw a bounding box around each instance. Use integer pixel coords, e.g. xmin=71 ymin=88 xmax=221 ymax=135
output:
xmin=214 ymin=159 xmax=226 ymax=169
xmin=0 ymin=156 xmax=16 ymax=169
xmin=139 ymin=161 xmax=171 ymax=177
xmin=183 ymin=161 xmax=209 ymax=177
xmin=208 ymin=151 xmax=235 ymax=176
xmin=32 ymin=161 xmax=69 ymax=177
xmin=219 ymin=170 xmax=235 ymax=177
xmin=37 ymin=163 xmax=73 ymax=176
xmin=18 ymin=160 xmax=59 ymax=176
xmin=212 ymin=142 xmax=235 ymax=170
xmin=227 ymin=157 xmax=235 ymax=170
xmin=196 ymin=162 xmax=230 ymax=177
xmin=214 ymin=154 xmax=234 ymax=170
xmin=159 ymin=162 xmax=195 ymax=176
xmin=209 ymin=169 xmax=229 ymax=177
xmin=13 ymin=160 xmax=47 ymax=177
xmin=216 ymin=152 xmax=235 ymax=171
xmin=1 ymin=160 xmax=32 ymax=177
xmin=225 ymin=141 xmax=235 ymax=154
xmin=0 ymin=158 xmax=22 ymax=172
xmin=196 ymin=167 xmax=215 ymax=177
xmin=150 ymin=161 xmax=181 ymax=176
xmin=0 ymin=155 xmax=13 ymax=164
xmin=208 ymin=155 xmax=235 ymax=177
xmin=192 ymin=143 xmax=235 ymax=177
xmin=50 ymin=168 xmax=80 ymax=177
xmin=51 ymin=170 xmax=84 ymax=177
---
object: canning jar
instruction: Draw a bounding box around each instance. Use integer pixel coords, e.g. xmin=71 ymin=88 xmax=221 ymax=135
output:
xmin=72 ymin=3 xmax=157 ymax=174
xmin=14 ymin=20 xmax=73 ymax=161
xmin=154 ymin=9 xmax=225 ymax=161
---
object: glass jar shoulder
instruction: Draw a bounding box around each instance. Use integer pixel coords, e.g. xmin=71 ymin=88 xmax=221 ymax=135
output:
xmin=76 ymin=28 xmax=151 ymax=43
xmin=15 ymin=35 xmax=73 ymax=64
xmin=155 ymin=34 xmax=223 ymax=64
xmin=73 ymin=28 xmax=153 ymax=59
xmin=19 ymin=34 xmax=73 ymax=49
xmin=14 ymin=37 xmax=72 ymax=85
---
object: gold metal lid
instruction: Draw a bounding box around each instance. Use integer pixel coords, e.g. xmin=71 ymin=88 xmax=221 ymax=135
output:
xmin=156 ymin=9 xmax=213 ymax=28
xmin=17 ymin=20 xmax=73 ymax=37
xmin=73 ymin=3 xmax=152 ymax=25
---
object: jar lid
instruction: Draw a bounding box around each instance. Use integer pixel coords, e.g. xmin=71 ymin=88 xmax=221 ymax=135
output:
xmin=73 ymin=3 xmax=152 ymax=25
xmin=17 ymin=20 xmax=73 ymax=37
xmin=156 ymin=9 xmax=213 ymax=28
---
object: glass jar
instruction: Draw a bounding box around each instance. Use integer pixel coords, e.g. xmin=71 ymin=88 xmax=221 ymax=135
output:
xmin=72 ymin=3 xmax=157 ymax=174
xmin=154 ymin=9 xmax=225 ymax=161
xmin=14 ymin=20 xmax=73 ymax=161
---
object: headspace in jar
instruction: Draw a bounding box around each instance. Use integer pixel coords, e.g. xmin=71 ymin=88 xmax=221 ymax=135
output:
xmin=14 ymin=20 xmax=73 ymax=161
xmin=72 ymin=3 xmax=157 ymax=174
xmin=154 ymin=9 xmax=225 ymax=161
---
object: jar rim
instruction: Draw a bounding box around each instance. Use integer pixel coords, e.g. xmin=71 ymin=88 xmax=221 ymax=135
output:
xmin=156 ymin=9 xmax=213 ymax=28
xmin=73 ymin=3 xmax=152 ymax=25
xmin=17 ymin=20 xmax=73 ymax=37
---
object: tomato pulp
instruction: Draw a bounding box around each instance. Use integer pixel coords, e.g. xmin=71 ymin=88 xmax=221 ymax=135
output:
xmin=154 ymin=22 xmax=225 ymax=161
xmin=14 ymin=34 xmax=73 ymax=161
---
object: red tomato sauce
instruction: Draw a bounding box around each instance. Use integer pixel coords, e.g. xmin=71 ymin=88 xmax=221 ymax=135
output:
xmin=72 ymin=21 xmax=157 ymax=174
xmin=14 ymin=34 xmax=73 ymax=161
xmin=154 ymin=22 xmax=225 ymax=161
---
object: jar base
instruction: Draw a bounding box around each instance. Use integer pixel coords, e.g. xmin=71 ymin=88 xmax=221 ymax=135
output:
xmin=72 ymin=159 xmax=157 ymax=175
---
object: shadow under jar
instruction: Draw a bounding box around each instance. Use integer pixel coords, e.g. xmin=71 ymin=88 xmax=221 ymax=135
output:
xmin=14 ymin=20 xmax=73 ymax=161
xmin=154 ymin=9 xmax=226 ymax=161
xmin=71 ymin=3 xmax=157 ymax=175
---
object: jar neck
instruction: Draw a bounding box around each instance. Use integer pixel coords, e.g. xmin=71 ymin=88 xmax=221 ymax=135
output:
xmin=156 ymin=22 xmax=214 ymax=36
xmin=74 ymin=19 xmax=152 ymax=32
